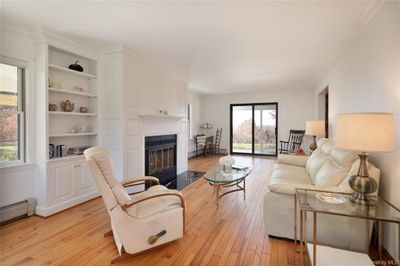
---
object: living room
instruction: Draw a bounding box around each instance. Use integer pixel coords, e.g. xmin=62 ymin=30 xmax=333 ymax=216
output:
xmin=0 ymin=1 xmax=399 ymax=265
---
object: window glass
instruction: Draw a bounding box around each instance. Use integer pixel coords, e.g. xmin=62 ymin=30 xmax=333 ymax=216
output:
xmin=0 ymin=63 xmax=23 ymax=163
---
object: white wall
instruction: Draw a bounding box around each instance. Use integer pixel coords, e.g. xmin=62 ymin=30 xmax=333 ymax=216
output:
xmin=202 ymin=89 xmax=315 ymax=153
xmin=0 ymin=24 xmax=36 ymax=207
xmin=316 ymin=1 xmax=400 ymax=259
xmin=187 ymin=90 xmax=203 ymax=153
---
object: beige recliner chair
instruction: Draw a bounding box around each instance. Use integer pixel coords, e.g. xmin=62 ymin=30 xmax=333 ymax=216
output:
xmin=84 ymin=147 xmax=186 ymax=263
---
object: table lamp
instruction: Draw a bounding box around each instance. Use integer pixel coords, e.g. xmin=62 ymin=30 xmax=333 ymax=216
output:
xmin=305 ymin=120 xmax=325 ymax=152
xmin=335 ymin=113 xmax=395 ymax=205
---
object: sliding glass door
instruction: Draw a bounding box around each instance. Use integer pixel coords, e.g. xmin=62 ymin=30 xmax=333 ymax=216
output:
xmin=230 ymin=103 xmax=278 ymax=156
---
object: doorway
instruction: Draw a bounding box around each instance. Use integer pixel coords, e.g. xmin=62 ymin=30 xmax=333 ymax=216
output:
xmin=230 ymin=103 xmax=278 ymax=156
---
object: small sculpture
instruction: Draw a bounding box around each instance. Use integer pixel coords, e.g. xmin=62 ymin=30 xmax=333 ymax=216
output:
xmin=74 ymin=86 xmax=83 ymax=92
xmin=80 ymin=107 xmax=89 ymax=113
xmin=68 ymin=60 xmax=84 ymax=72
xmin=60 ymin=100 xmax=74 ymax=112
xmin=48 ymin=104 xmax=57 ymax=111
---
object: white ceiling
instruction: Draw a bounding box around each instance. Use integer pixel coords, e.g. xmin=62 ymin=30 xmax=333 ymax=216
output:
xmin=1 ymin=1 xmax=375 ymax=94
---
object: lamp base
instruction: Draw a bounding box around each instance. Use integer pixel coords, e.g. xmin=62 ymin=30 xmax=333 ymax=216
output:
xmin=348 ymin=153 xmax=377 ymax=206
xmin=350 ymin=191 xmax=377 ymax=206
xmin=309 ymin=136 xmax=317 ymax=152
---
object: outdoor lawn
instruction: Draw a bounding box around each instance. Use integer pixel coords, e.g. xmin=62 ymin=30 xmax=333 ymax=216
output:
xmin=0 ymin=142 xmax=17 ymax=161
xmin=232 ymin=143 xmax=276 ymax=154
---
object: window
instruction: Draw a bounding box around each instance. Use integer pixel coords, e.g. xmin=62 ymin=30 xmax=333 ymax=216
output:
xmin=230 ymin=103 xmax=278 ymax=156
xmin=0 ymin=62 xmax=25 ymax=165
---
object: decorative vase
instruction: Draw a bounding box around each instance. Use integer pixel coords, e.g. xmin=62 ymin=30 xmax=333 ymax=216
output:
xmin=60 ymin=100 xmax=74 ymax=112
xmin=223 ymin=164 xmax=232 ymax=173
xmin=68 ymin=60 xmax=84 ymax=72
xmin=220 ymin=155 xmax=235 ymax=173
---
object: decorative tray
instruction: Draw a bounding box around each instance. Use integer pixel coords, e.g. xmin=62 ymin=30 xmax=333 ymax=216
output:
xmin=316 ymin=193 xmax=347 ymax=204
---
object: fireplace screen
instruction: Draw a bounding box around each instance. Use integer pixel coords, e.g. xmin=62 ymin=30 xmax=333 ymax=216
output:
xmin=145 ymin=134 xmax=177 ymax=187
xmin=148 ymin=146 xmax=175 ymax=175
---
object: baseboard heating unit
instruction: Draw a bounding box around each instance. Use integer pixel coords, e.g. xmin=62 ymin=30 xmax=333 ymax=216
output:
xmin=0 ymin=198 xmax=36 ymax=225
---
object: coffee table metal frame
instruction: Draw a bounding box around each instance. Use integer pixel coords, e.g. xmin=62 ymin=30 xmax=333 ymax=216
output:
xmin=294 ymin=188 xmax=400 ymax=266
xmin=203 ymin=166 xmax=251 ymax=208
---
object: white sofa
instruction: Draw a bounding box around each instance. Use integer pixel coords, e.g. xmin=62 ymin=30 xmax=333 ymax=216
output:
xmin=263 ymin=138 xmax=380 ymax=251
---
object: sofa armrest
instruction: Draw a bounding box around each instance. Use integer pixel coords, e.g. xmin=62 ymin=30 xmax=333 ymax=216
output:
xmin=268 ymin=182 xmax=350 ymax=195
xmin=277 ymin=154 xmax=310 ymax=167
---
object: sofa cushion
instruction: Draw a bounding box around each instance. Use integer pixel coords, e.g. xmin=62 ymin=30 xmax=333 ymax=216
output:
xmin=269 ymin=164 xmax=312 ymax=194
xmin=306 ymin=150 xmax=328 ymax=184
xmin=271 ymin=165 xmax=311 ymax=183
xmin=276 ymin=154 xmax=309 ymax=168
xmin=314 ymin=160 xmax=348 ymax=186
xmin=330 ymin=147 xmax=358 ymax=167
xmin=321 ymin=141 xmax=334 ymax=156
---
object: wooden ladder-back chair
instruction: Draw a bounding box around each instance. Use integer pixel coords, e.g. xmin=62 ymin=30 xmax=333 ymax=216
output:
xmin=279 ymin=129 xmax=305 ymax=154
xmin=214 ymin=128 xmax=222 ymax=154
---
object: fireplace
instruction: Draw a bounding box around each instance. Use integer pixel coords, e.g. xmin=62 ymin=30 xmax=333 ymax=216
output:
xmin=145 ymin=134 xmax=177 ymax=188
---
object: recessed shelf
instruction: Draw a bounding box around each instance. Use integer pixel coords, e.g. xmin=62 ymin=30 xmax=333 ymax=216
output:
xmin=49 ymin=111 xmax=97 ymax=117
xmin=49 ymin=64 xmax=96 ymax=79
xmin=48 ymin=155 xmax=85 ymax=162
xmin=49 ymin=133 xmax=97 ymax=138
xmin=48 ymin=88 xmax=97 ymax=98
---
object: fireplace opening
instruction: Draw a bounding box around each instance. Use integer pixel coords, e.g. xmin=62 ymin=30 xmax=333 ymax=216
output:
xmin=145 ymin=134 xmax=177 ymax=189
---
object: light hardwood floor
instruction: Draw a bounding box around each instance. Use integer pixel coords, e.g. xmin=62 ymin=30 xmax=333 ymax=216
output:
xmin=0 ymin=155 xmax=302 ymax=265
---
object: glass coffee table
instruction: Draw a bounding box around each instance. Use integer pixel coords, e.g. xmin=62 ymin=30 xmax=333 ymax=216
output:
xmin=203 ymin=165 xmax=251 ymax=208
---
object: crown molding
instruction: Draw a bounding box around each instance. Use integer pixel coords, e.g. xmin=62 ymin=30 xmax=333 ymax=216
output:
xmin=0 ymin=23 xmax=31 ymax=37
xmin=30 ymin=27 xmax=99 ymax=60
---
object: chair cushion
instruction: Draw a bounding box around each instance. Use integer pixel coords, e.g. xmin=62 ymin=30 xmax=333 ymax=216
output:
xmin=84 ymin=147 xmax=117 ymax=187
xmin=314 ymin=160 xmax=348 ymax=186
xmin=126 ymin=185 xmax=183 ymax=218
xmin=111 ymin=183 xmax=131 ymax=205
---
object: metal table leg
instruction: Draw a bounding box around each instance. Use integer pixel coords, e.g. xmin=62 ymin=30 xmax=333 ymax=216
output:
xmin=300 ymin=210 xmax=304 ymax=266
xmin=243 ymin=178 xmax=246 ymax=199
xmin=313 ymin=212 xmax=317 ymax=266
xmin=294 ymin=194 xmax=298 ymax=252
xmin=378 ymin=220 xmax=383 ymax=259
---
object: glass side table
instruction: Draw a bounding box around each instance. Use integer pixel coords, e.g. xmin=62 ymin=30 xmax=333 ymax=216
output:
xmin=294 ymin=188 xmax=400 ymax=266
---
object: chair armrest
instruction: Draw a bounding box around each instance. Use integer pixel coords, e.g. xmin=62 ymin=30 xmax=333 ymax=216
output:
xmin=121 ymin=192 xmax=186 ymax=211
xmin=121 ymin=176 xmax=160 ymax=187
xmin=277 ymin=154 xmax=309 ymax=167
xmin=280 ymin=140 xmax=289 ymax=144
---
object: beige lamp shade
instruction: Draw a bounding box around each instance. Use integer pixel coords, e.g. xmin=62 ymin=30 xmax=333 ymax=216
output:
xmin=305 ymin=120 xmax=325 ymax=136
xmin=335 ymin=113 xmax=395 ymax=152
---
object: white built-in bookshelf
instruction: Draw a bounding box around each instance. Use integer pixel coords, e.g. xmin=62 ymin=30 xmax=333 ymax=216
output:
xmin=47 ymin=46 xmax=98 ymax=161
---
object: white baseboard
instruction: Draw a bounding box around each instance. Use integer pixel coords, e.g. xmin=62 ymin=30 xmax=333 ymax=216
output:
xmin=35 ymin=191 xmax=100 ymax=217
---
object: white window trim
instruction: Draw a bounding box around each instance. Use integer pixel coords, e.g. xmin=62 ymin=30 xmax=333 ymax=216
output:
xmin=0 ymin=56 xmax=28 ymax=168
xmin=187 ymin=103 xmax=193 ymax=140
